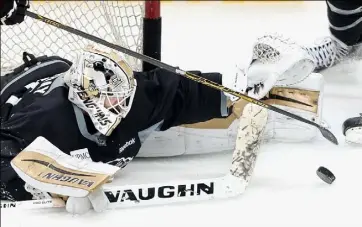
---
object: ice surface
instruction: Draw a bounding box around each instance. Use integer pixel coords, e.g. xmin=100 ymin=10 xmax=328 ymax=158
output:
xmin=1 ymin=2 xmax=362 ymax=227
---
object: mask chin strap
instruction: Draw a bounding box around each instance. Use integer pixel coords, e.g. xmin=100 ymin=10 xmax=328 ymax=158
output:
xmin=102 ymin=117 xmax=121 ymax=136
xmin=118 ymin=79 xmax=137 ymax=118
xmin=72 ymin=105 xmax=106 ymax=146
xmin=88 ymin=103 xmax=121 ymax=136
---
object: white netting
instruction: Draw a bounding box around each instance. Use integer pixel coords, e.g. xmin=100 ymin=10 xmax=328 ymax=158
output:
xmin=1 ymin=1 xmax=145 ymax=72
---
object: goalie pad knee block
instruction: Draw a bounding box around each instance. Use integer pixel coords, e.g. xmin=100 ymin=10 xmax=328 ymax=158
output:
xmin=262 ymin=73 xmax=325 ymax=142
xmin=342 ymin=115 xmax=362 ymax=144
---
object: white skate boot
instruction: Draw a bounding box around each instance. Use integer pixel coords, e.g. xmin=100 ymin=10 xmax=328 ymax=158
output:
xmin=343 ymin=113 xmax=362 ymax=145
xmin=303 ymin=36 xmax=353 ymax=70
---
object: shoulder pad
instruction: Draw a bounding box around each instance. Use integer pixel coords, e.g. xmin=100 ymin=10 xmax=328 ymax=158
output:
xmin=1 ymin=52 xmax=72 ymax=105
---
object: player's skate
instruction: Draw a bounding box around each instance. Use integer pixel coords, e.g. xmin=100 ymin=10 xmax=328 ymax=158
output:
xmin=303 ymin=36 xmax=361 ymax=71
xmin=342 ymin=114 xmax=362 ymax=145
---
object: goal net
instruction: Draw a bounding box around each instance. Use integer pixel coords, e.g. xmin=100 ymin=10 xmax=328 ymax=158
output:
xmin=1 ymin=1 xmax=161 ymax=73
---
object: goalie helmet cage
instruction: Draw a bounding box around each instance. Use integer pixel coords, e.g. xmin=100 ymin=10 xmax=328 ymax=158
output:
xmin=0 ymin=1 xmax=161 ymax=73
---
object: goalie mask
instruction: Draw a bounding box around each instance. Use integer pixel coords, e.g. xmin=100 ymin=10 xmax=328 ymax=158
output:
xmin=64 ymin=47 xmax=137 ymax=136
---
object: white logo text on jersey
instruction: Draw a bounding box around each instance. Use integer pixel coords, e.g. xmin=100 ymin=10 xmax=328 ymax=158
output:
xmin=70 ymin=148 xmax=92 ymax=161
xmin=107 ymin=157 xmax=133 ymax=169
xmin=119 ymin=138 xmax=136 ymax=153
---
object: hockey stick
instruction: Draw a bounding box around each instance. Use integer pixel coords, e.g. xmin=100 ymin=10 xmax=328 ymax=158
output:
xmin=0 ymin=175 xmax=244 ymax=210
xmin=24 ymin=11 xmax=338 ymax=145
xmin=1 ymin=198 xmax=64 ymax=209
xmin=1 ymin=104 xmax=267 ymax=210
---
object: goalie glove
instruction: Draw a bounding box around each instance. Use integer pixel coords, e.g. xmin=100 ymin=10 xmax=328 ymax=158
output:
xmin=11 ymin=137 xmax=119 ymax=214
xmin=1 ymin=0 xmax=29 ymax=25
xmin=225 ymin=33 xmax=316 ymax=102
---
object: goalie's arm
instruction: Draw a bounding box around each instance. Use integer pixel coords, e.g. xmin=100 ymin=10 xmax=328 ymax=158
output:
xmin=133 ymin=68 xmax=230 ymax=131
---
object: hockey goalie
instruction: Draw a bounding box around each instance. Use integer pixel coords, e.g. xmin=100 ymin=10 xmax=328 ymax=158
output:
xmin=1 ymin=1 xmax=327 ymax=212
xmin=1 ymin=32 xmax=327 ymax=214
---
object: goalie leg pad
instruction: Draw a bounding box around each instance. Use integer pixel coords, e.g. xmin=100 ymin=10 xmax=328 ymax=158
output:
xmin=263 ymin=73 xmax=325 ymax=142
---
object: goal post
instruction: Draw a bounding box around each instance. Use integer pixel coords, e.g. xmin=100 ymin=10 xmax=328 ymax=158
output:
xmin=143 ymin=1 xmax=161 ymax=72
xmin=1 ymin=1 xmax=161 ymax=73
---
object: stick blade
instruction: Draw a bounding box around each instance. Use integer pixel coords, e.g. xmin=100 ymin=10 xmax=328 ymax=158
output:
xmin=319 ymin=127 xmax=338 ymax=145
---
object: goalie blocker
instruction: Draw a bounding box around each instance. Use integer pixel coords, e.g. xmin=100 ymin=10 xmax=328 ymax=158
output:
xmin=10 ymin=137 xmax=119 ymax=213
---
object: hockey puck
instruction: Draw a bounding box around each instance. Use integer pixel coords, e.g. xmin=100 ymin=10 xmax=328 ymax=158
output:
xmin=316 ymin=166 xmax=335 ymax=184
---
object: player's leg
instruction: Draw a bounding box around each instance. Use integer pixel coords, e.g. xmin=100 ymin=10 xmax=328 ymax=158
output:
xmin=327 ymin=1 xmax=362 ymax=47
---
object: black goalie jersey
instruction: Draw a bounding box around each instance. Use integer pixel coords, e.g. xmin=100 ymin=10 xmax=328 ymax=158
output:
xmin=0 ymin=53 xmax=230 ymax=188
